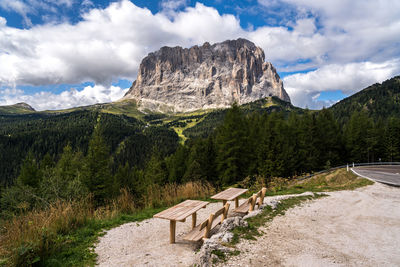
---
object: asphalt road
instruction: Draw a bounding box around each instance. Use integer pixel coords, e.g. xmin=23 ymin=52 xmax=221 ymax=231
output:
xmin=352 ymin=165 xmax=400 ymax=186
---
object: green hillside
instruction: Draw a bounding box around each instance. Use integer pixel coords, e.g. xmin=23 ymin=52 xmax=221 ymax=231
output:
xmin=1 ymin=75 xmax=400 ymax=186
xmin=330 ymin=76 xmax=400 ymax=123
xmin=0 ymin=102 xmax=35 ymax=115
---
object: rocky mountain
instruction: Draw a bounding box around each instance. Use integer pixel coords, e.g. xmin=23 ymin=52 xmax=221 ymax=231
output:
xmin=123 ymin=38 xmax=290 ymax=112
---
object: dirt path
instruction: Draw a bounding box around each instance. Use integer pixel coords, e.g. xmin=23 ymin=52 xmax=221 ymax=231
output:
xmin=95 ymin=182 xmax=400 ymax=266
xmin=217 ymin=182 xmax=400 ymax=267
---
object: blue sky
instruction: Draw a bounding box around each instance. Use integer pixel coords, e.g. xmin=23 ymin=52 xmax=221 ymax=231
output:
xmin=0 ymin=0 xmax=399 ymax=110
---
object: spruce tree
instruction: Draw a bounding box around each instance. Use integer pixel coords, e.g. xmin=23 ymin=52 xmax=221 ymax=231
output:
xmin=81 ymin=121 xmax=113 ymax=205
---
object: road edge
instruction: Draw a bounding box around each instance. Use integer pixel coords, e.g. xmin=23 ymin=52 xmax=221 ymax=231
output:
xmin=351 ymin=168 xmax=400 ymax=187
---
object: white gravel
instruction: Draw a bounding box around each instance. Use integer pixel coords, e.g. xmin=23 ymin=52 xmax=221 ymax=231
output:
xmin=216 ymin=182 xmax=400 ymax=267
xmin=95 ymin=182 xmax=400 ymax=267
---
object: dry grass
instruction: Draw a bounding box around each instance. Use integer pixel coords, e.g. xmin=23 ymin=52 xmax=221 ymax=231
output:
xmin=0 ymin=198 xmax=93 ymax=265
xmin=0 ymin=181 xmax=215 ymax=265
xmin=145 ymin=181 xmax=215 ymax=208
xmin=266 ymin=168 xmax=373 ymax=195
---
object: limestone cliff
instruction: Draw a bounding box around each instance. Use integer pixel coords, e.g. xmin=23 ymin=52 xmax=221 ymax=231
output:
xmin=123 ymin=38 xmax=290 ymax=112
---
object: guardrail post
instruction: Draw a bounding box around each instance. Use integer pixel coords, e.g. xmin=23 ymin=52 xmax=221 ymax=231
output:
xmin=347 ymin=164 xmax=349 ymax=172
xmin=353 ymin=162 xmax=354 ymax=168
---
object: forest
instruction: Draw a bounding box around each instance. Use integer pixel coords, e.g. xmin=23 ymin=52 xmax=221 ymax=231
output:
xmin=0 ymin=76 xmax=399 ymax=265
xmin=1 ymin=102 xmax=400 ymax=219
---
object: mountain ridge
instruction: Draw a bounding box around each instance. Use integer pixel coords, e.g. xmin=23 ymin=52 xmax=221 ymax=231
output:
xmin=123 ymin=38 xmax=290 ymax=112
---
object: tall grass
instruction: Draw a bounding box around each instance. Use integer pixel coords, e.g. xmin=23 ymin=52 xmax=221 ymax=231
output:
xmin=266 ymin=168 xmax=373 ymax=195
xmin=145 ymin=181 xmax=215 ymax=208
xmin=0 ymin=198 xmax=93 ymax=266
xmin=0 ymin=181 xmax=215 ymax=266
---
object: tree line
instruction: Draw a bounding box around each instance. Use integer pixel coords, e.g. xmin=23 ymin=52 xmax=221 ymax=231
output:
xmin=2 ymin=103 xmax=399 ymax=219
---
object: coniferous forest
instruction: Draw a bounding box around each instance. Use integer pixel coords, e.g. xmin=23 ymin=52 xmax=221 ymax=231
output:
xmin=1 ymin=76 xmax=400 ymax=219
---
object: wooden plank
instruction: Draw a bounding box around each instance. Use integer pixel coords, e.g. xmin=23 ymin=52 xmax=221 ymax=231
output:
xmin=154 ymin=200 xmax=209 ymax=221
xmin=184 ymin=203 xmax=230 ymax=242
xmin=214 ymin=206 xmax=225 ymax=218
xmin=234 ymin=202 xmax=250 ymax=213
xmin=234 ymin=195 xmax=253 ymax=214
xmin=211 ymin=188 xmax=248 ymax=201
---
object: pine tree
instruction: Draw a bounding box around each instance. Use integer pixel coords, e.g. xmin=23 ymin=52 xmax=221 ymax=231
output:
xmin=81 ymin=121 xmax=113 ymax=205
xmin=384 ymin=117 xmax=400 ymax=161
xmin=216 ymin=103 xmax=249 ymax=185
xmin=17 ymin=151 xmax=41 ymax=188
xmin=144 ymin=154 xmax=168 ymax=185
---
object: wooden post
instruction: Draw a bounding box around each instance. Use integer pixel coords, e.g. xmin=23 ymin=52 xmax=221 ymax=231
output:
xmin=170 ymin=220 xmax=176 ymax=244
xmin=249 ymin=194 xmax=257 ymax=212
xmin=192 ymin=213 xmax=197 ymax=229
xmin=235 ymin=197 xmax=239 ymax=208
xmin=222 ymin=200 xmax=227 ymax=206
xmin=204 ymin=213 xmax=214 ymax=238
xmin=258 ymin=188 xmax=267 ymax=206
xmin=221 ymin=203 xmax=230 ymax=223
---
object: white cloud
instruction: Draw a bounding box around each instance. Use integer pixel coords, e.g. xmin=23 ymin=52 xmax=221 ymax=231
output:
xmin=0 ymin=0 xmax=32 ymax=26
xmin=0 ymin=0 xmax=399 ymax=109
xmin=284 ymin=59 xmax=400 ymax=108
xmin=161 ymin=0 xmax=188 ymax=17
xmin=0 ymin=1 xmax=244 ymax=88
xmin=0 ymin=84 xmax=128 ymax=111
xmin=0 ymin=17 xmax=6 ymax=26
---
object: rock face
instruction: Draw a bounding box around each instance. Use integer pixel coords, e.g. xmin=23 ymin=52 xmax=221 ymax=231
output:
xmin=123 ymin=38 xmax=290 ymax=112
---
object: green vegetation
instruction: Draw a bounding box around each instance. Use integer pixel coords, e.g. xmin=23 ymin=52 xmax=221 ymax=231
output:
xmin=0 ymin=76 xmax=399 ymax=266
xmin=0 ymin=179 xmax=214 ymax=266
xmin=266 ymin=168 xmax=374 ymax=196
xmin=0 ymin=103 xmax=35 ymax=115
xmin=211 ymin=249 xmax=240 ymax=264
xmin=331 ymin=76 xmax=400 ymax=124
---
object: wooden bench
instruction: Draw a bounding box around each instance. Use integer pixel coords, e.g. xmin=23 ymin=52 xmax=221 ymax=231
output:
xmin=183 ymin=203 xmax=230 ymax=242
xmin=234 ymin=187 xmax=267 ymax=214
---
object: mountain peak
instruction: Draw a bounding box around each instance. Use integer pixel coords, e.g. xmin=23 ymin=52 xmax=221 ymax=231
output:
xmin=123 ymin=38 xmax=290 ymax=113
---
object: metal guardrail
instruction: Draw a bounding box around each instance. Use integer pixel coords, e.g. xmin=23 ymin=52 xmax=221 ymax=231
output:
xmin=296 ymin=162 xmax=400 ymax=181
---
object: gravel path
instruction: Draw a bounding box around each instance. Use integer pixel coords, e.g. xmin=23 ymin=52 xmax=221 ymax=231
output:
xmin=95 ymin=182 xmax=400 ymax=267
xmin=217 ymin=182 xmax=400 ymax=267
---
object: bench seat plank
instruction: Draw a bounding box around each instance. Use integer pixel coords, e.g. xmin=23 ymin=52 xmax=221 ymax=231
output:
xmin=183 ymin=218 xmax=222 ymax=241
xmin=234 ymin=202 xmax=251 ymax=213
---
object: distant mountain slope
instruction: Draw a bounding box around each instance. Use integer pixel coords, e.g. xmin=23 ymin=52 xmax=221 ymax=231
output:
xmin=0 ymin=110 xmax=179 ymax=185
xmin=330 ymin=76 xmax=400 ymax=123
xmin=0 ymin=102 xmax=35 ymax=115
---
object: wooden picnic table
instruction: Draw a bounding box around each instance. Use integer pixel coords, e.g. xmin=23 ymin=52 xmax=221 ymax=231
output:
xmin=211 ymin=188 xmax=248 ymax=208
xmin=153 ymin=199 xmax=209 ymax=244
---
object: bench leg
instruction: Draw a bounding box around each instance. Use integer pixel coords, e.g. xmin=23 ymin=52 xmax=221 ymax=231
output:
xmin=235 ymin=197 xmax=239 ymax=208
xmin=192 ymin=213 xmax=197 ymax=229
xmin=222 ymin=200 xmax=227 ymax=206
xmin=170 ymin=220 xmax=176 ymax=244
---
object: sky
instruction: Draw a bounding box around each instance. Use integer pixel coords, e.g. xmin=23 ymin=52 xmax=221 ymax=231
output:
xmin=0 ymin=0 xmax=399 ymax=110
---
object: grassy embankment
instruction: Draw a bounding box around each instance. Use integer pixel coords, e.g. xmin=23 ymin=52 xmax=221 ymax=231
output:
xmin=0 ymin=182 xmax=215 ymax=266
